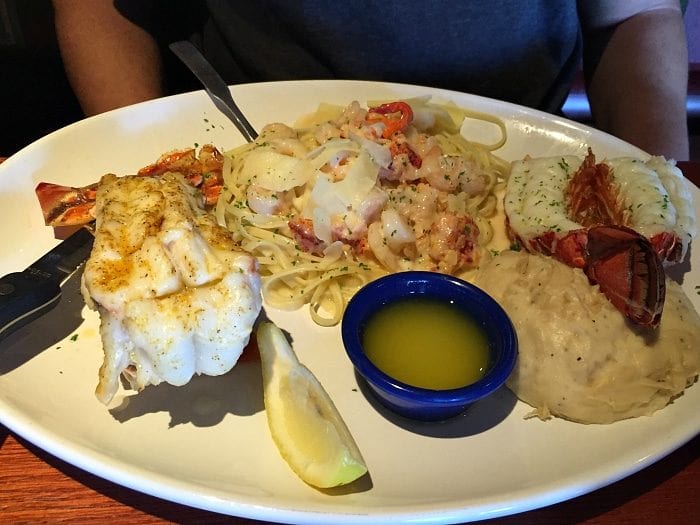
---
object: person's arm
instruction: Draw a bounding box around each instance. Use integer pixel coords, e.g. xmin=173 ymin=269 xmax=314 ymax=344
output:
xmin=579 ymin=0 xmax=689 ymax=160
xmin=52 ymin=0 xmax=164 ymax=116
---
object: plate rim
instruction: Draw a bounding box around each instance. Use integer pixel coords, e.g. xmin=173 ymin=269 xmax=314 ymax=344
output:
xmin=0 ymin=79 xmax=698 ymax=524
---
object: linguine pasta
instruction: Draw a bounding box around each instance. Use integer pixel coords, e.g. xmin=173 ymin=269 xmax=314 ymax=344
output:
xmin=216 ymin=98 xmax=509 ymax=325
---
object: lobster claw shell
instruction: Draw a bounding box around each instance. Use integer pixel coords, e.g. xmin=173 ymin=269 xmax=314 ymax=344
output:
xmin=584 ymin=225 xmax=665 ymax=328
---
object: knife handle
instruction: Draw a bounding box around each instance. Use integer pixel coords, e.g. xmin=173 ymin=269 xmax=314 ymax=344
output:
xmin=0 ymin=270 xmax=62 ymax=342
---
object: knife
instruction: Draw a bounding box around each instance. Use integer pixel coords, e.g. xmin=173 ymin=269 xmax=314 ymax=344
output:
xmin=0 ymin=227 xmax=94 ymax=342
xmin=169 ymin=40 xmax=258 ymax=143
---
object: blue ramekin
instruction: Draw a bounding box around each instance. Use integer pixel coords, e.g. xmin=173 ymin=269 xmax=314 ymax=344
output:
xmin=341 ymin=271 xmax=518 ymax=421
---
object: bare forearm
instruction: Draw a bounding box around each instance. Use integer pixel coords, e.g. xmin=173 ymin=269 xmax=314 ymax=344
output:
xmin=584 ymin=8 xmax=689 ymax=160
xmin=53 ymin=0 xmax=164 ymax=116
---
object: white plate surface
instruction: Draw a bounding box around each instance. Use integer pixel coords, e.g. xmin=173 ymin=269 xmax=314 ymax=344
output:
xmin=0 ymin=80 xmax=698 ymax=524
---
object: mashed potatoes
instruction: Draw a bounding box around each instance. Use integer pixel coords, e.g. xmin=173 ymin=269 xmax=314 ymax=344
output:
xmin=474 ymin=250 xmax=700 ymax=424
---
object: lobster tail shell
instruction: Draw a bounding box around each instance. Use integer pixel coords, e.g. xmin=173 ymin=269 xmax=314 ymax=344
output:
xmin=35 ymin=181 xmax=98 ymax=226
xmin=35 ymin=145 xmax=225 ymax=227
xmin=584 ymin=225 xmax=666 ymax=328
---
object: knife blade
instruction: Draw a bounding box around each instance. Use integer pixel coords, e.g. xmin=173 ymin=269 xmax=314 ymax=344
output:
xmin=0 ymin=227 xmax=94 ymax=342
xmin=169 ymin=40 xmax=258 ymax=143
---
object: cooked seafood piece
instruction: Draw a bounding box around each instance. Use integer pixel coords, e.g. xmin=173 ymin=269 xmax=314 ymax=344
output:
xmin=237 ymin=100 xmax=501 ymax=277
xmin=583 ymin=225 xmax=665 ymax=328
xmin=474 ymin=250 xmax=700 ymax=424
xmin=35 ymin=144 xmax=225 ymax=227
xmin=82 ymin=172 xmax=262 ymax=404
xmin=504 ymin=150 xmax=697 ymax=327
xmin=35 ymin=181 xmax=98 ymax=227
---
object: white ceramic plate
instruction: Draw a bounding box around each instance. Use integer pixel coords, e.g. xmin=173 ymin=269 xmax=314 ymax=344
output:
xmin=0 ymin=81 xmax=698 ymax=524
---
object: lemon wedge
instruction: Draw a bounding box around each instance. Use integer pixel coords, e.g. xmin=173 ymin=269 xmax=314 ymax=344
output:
xmin=256 ymin=321 xmax=368 ymax=488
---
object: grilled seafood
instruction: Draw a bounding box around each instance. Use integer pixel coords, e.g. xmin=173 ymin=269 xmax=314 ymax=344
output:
xmin=504 ymin=150 xmax=696 ymax=327
xmin=35 ymin=144 xmax=224 ymax=227
xmin=82 ymin=172 xmax=262 ymax=404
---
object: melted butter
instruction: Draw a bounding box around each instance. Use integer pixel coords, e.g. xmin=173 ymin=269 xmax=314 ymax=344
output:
xmin=362 ymin=298 xmax=490 ymax=390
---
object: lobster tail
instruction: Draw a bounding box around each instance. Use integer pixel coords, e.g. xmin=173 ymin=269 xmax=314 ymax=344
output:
xmin=584 ymin=225 xmax=665 ymax=328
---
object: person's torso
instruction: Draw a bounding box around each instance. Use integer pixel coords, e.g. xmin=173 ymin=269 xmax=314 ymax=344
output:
xmin=119 ymin=0 xmax=582 ymax=112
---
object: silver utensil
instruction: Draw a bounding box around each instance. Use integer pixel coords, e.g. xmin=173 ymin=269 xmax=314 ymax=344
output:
xmin=169 ymin=40 xmax=258 ymax=142
xmin=0 ymin=227 xmax=94 ymax=341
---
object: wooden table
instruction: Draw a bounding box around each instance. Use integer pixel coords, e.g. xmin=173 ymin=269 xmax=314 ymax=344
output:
xmin=0 ymin=160 xmax=698 ymax=524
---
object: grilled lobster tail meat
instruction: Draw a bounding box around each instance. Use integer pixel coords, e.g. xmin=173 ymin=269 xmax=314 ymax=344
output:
xmin=504 ymin=149 xmax=695 ymax=328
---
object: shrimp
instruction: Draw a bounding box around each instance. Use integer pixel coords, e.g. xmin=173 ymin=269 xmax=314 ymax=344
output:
xmin=368 ymin=118 xmax=487 ymax=197
xmin=425 ymin=211 xmax=480 ymax=274
xmin=335 ymin=101 xmax=371 ymax=136
xmin=366 ymin=182 xmax=481 ymax=274
xmin=246 ymin=185 xmax=292 ymax=216
xmin=417 ymin=148 xmax=486 ymax=194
